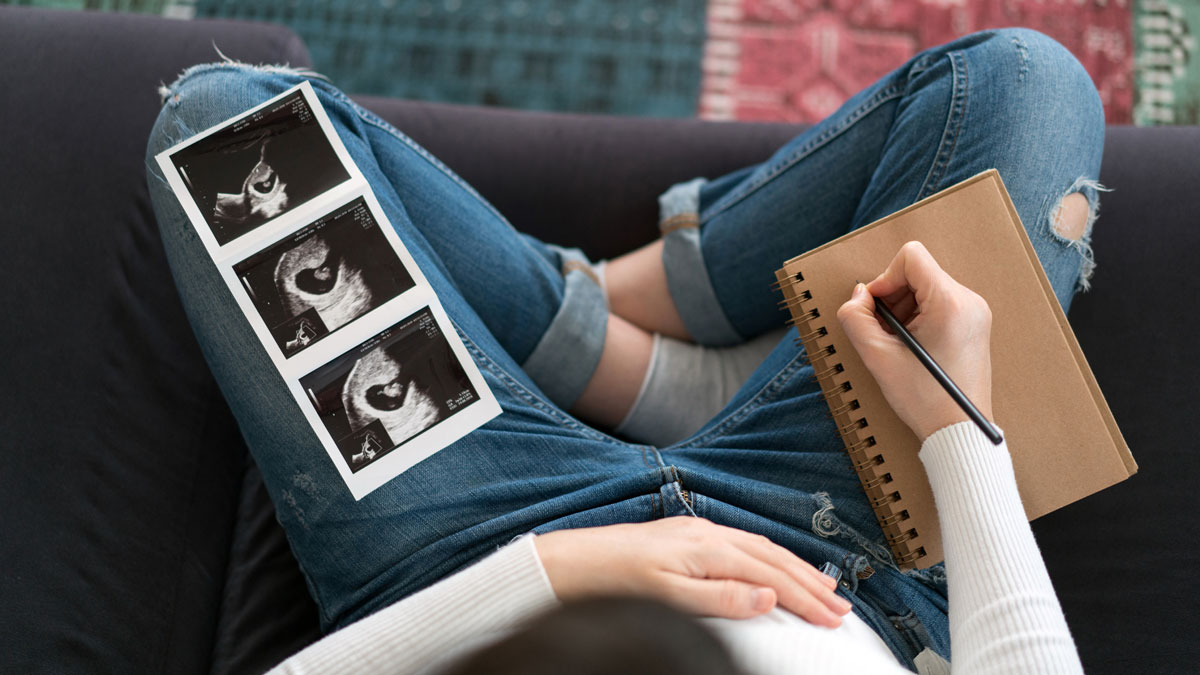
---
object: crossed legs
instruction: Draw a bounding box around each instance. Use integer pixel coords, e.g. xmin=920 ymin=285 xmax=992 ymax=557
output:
xmin=144 ymin=26 xmax=1104 ymax=634
xmin=567 ymin=28 xmax=1104 ymax=444
xmin=573 ymin=185 xmax=1092 ymax=432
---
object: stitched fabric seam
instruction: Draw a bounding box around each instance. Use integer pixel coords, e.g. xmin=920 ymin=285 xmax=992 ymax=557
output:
xmin=454 ymin=324 xmax=610 ymax=442
xmin=919 ymin=52 xmax=968 ymax=199
xmin=344 ymin=96 xmax=558 ymax=269
xmin=700 ymin=84 xmax=904 ymax=224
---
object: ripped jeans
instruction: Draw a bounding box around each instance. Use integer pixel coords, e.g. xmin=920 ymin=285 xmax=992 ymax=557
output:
xmin=144 ymin=28 xmax=1103 ymax=671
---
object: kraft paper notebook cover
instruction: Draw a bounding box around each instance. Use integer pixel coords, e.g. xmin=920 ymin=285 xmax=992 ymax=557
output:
xmin=775 ymin=170 xmax=1136 ymax=569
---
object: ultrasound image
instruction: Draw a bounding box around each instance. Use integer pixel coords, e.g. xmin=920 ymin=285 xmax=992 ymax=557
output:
xmin=300 ymin=307 xmax=479 ymax=471
xmin=169 ymin=88 xmax=351 ymax=245
xmin=234 ymin=196 xmax=416 ymax=357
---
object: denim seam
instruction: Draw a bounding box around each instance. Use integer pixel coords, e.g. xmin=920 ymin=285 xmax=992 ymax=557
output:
xmin=454 ymin=323 xmax=611 ymax=443
xmin=641 ymin=445 xmax=665 ymax=470
xmin=341 ymin=93 xmax=559 ymax=273
xmin=699 ymin=83 xmax=905 ymax=225
xmin=918 ymin=51 xmax=969 ymax=200
xmin=673 ymin=347 xmax=809 ymax=449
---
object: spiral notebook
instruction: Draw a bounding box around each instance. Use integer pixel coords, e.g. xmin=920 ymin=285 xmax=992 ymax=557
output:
xmin=775 ymin=170 xmax=1136 ymax=569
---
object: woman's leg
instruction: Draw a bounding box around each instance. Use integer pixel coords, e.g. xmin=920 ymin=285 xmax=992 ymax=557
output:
xmin=145 ymin=64 xmax=668 ymax=630
xmin=609 ymin=28 xmax=1103 ymax=345
xmin=676 ymin=27 xmax=1105 ymax=463
xmin=634 ymin=29 xmax=1104 ymax=668
xmin=601 ymin=28 xmax=1102 ymax=446
xmin=327 ymin=90 xmax=667 ymax=429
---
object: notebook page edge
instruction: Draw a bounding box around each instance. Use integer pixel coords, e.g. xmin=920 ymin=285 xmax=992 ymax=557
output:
xmin=989 ymin=174 xmax=1137 ymax=478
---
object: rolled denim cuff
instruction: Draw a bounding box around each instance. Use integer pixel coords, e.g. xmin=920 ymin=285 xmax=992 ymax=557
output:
xmin=520 ymin=246 xmax=608 ymax=410
xmin=659 ymin=178 xmax=743 ymax=346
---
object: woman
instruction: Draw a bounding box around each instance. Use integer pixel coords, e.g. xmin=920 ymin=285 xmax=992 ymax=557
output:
xmin=146 ymin=27 xmax=1101 ymax=674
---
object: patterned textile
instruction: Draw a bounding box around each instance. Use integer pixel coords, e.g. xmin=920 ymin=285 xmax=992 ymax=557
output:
xmin=6 ymin=0 xmax=1197 ymax=124
xmin=701 ymin=0 xmax=1137 ymax=124
xmin=1135 ymin=0 xmax=1199 ymax=124
xmin=191 ymin=0 xmax=707 ymax=118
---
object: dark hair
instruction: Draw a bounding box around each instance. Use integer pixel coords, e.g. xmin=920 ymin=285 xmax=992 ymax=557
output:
xmin=439 ymin=596 xmax=742 ymax=675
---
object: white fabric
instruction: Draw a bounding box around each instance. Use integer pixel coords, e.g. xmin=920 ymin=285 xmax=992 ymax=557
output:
xmin=269 ymin=422 xmax=1084 ymax=675
xmin=615 ymin=327 xmax=787 ymax=446
xmin=704 ymin=605 xmax=906 ymax=675
xmin=920 ymin=423 xmax=1084 ymax=675
xmin=266 ymin=536 xmax=555 ymax=675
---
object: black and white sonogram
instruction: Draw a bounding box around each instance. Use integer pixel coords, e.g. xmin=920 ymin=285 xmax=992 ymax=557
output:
xmin=169 ymin=88 xmax=351 ymax=245
xmin=300 ymin=308 xmax=480 ymax=472
xmin=233 ymin=197 xmax=416 ymax=357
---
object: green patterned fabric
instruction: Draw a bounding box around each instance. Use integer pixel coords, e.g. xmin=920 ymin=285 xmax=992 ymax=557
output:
xmin=1135 ymin=0 xmax=1199 ymax=125
xmin=192 ymin=0 xmax=707 ymax=117
xmin=3 ymin=0 xmax=165 ymax=8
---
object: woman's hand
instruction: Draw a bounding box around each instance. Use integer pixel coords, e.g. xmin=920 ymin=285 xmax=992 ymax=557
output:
xmin=533 ymin=517 xmax=851 ymax=626
xmin=837 ymin=241 xmax=994 ymax=441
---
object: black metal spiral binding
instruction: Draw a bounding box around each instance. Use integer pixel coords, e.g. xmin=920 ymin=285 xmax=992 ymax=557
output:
xmin=776 ymin=265 xmax=926 ymax=568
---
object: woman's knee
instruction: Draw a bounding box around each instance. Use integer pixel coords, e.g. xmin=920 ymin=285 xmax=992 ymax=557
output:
xmin=967 ymin=28 xmax=1104 ymax=130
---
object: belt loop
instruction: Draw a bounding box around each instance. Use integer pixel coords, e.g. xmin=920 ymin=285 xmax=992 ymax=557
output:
xmin=819 ymin=561 xmax=844 ymax=587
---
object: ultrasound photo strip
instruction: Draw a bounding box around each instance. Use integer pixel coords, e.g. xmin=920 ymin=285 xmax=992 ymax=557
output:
xmin=290 ymin=303 xmax=502 ymax=500
xmin=156 ymin=81 xmax=501 ymax=500
xmin=155 ymin=81 xmax=362 ymax=257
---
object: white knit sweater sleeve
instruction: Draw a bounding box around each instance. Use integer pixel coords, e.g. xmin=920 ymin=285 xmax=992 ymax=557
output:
xmin=920 ymin=422 xmax=1084 ymax=675
xmin=266 ymin=534 xmax=558 ymax=675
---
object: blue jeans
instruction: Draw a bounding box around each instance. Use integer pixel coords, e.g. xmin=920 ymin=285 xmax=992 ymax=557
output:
xmin=145 ymin=28 xmax=1102 ymax=670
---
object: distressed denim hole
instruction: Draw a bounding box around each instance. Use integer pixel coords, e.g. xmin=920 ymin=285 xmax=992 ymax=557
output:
xmin=1052 ymin=192 xmax=1090 ymax=241
xmin=1045 ymin=176 xmax=1109 ymax=291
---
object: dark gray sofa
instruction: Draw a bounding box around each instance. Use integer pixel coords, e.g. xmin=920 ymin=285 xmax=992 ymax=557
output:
xmin=1 ymin=5 xmax=1197 ymax=674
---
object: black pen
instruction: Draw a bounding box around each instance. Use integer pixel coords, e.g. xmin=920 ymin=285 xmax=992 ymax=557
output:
xmin=871 ymin=293 xmax=1004 ymax=445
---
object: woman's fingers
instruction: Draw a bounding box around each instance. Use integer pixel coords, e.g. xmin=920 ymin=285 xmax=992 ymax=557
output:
xmin=536 ymin=518 xmax=855 ymax=628
xmin=867 ymin=240 xmax=946 ymax=303
xmin=684 ymin=519 xmax=839 ymax=593
xmin=651 ymin=519 xmax=849 ymax=626
xmin=727 ymin=532 xmax=852 ymax=617
xmin=888 ymin=291 xmax=919 ymax=324
xmin=693 ymin=543 xmax=847 ymax=627
xmin=727 ymin=529 xmax=839 ymax=592
xmin=838 ymin=282 xmax=892 ymax=350
xmin=706 ymin=522 xmax=832 ymax=584
xmin=662 ymin=576 xmax=778 ymax=620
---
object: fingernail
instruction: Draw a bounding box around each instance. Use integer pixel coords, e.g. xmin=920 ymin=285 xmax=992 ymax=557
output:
xmin=853 ymin=282 xmax=865 ymax=297
xmin=835 ymin=596 xmax=852 ymax=613
xmin=751 ymin=588 xmax=773 ymax=612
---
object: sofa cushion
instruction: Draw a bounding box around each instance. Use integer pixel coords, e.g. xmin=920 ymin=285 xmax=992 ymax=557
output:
xmin=0 ymin=7 xmax=318 ymax=673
